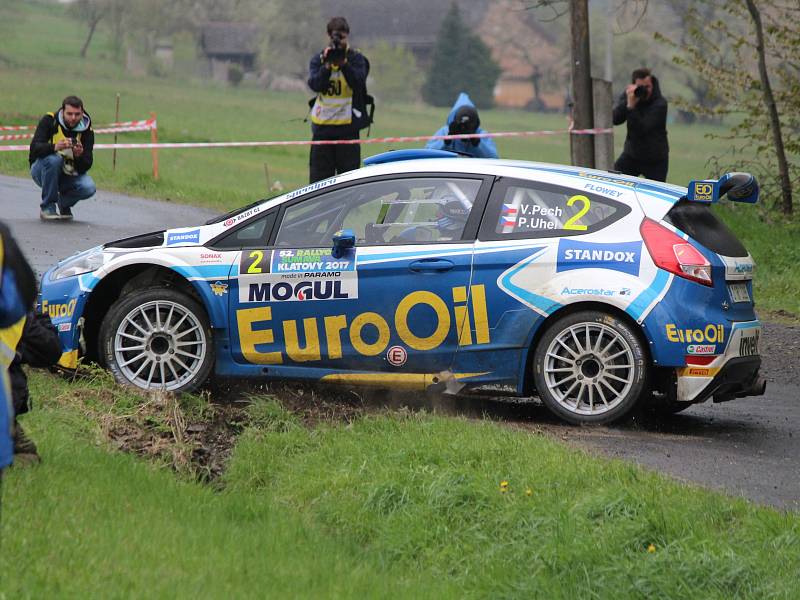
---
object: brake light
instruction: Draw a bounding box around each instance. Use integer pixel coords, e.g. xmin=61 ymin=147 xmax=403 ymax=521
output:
xmin=640 ymin=218 xmax=712 ymax=286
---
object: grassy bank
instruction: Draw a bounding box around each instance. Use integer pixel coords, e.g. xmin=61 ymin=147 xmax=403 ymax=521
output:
xmin=2 ymin=371 xmax=799 ymax=597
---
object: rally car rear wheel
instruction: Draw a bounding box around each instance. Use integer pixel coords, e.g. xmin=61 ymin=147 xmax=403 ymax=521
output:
xmin=533 ymin=310 xmax=648 ymax=425
xmin=100 ymin=288 xmax=214 ymax=393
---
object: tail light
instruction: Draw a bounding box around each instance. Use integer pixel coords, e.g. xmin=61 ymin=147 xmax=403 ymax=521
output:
xmin=640 ymin=218 xmax=712 ymax=286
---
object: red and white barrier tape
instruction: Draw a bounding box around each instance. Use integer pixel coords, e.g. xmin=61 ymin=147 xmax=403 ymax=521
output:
xmin=0 ymin=127 xmax=610 ymax=152
xmin=0 ymin=117 xmax=156 ymax=140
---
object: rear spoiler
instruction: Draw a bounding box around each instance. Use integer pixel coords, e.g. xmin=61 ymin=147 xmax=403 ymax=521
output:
xmin=686 ymin=172 xmax=759 ymax=204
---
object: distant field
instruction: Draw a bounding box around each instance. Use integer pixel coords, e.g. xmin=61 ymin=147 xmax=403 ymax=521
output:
xmin=1 ymin=1 xmax=797 ymax=314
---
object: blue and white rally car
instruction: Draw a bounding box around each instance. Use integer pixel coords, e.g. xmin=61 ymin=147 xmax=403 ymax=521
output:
xmin=40 ymin=150 xmax=765 ymax=424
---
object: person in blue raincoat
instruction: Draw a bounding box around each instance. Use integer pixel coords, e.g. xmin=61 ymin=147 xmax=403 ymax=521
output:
xmin=425 ymin=92 xmax=498 ymax=159
xmin=0 ymin=221 xmax=37 ymax=488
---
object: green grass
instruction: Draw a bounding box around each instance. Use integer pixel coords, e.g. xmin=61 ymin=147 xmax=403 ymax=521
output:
xmin=2 ymin=371 xmax=799 ymax=597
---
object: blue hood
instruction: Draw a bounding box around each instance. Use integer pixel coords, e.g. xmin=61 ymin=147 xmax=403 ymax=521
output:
xmin=446 ymin=92 xmax=476 ymax=125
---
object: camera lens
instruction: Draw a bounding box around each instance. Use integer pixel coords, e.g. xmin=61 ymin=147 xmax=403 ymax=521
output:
xmin=634 ymin=85 xmax=647 ymax=99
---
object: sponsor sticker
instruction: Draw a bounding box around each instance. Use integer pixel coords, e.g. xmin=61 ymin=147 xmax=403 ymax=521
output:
xmin=239 ymin=248 xmax=358 ymax=303
xmin=166 ymin=229 xmax=200 ymax=245
xmin=739 ymin=329 xmax=760 ymax=357
xmin=58 ymin=322 xmax=72 ymax=332
xmin=210 ymin=281 xmax=229 ymax=296
xmin=41 ymin=299 xmax=76 ymax=321
xmin=285 ymin=177 xmax=337 ymax=200
xmin=386 ymin=345 xmax=408 ymax=367
xmin=222 ymin=205 xmax=264 ymax=228
xmin=560 ymin=286 xmax=617 ymax=297
xmin=556 ymin=239 xmax=642 ymax=276
xmin=687 ymin=344 xmax=716 ymax=355
xmin=200 ymin=252 xmax=223 ymax=264
xmin=666 ymin=323 xmax=724 ymax=344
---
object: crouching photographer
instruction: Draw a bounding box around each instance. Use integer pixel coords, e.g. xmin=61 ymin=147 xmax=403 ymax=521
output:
xmin=612 ymin=67 xmax=669 ymax=182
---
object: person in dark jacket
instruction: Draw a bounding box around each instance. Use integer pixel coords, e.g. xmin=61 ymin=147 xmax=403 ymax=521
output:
xmin=307 ymin=16 xmax=369 ymax=183
xmin=0 ymin=221 xmax=37 ymax=490
xmin=612 ymin=68 xmax=669 ymax=182
xmin=9 ymin=310 xmax=62 ymax=466
xmin=29 ymin=95 xmax=97 ymax=221
xmin=425 ymin=92 xmax=499 ymax=159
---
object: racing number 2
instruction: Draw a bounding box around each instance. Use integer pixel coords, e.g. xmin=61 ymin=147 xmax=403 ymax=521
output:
xmin=564 ymin=195 xmax=590 ymax=231
xmin=241 ymin=250 xmax=268 ymax=274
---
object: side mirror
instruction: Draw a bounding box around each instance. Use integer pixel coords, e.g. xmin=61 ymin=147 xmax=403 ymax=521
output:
xmin=331 ymin=228 xmax=356 ymax=258
xmin=686 ymin=172 xmax=759 ymax=204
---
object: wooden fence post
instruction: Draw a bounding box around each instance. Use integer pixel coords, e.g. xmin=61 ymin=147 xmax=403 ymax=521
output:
xmin=150 ymin=111 xmax=159 ymax=180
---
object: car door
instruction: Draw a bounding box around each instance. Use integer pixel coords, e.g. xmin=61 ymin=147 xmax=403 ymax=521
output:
xmin=229 ymin=175 xmax=492 ymax=382
xmin=456 ymin=176 xmax=634 ymax=388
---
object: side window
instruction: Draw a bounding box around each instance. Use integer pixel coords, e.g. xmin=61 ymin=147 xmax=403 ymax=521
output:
xmin=479 ymin=179 xmax=630 ymax=240
xmin=211 ymin=211 xmax=277 ymax=249
xmin=275 ymin=177 xmax=483 ymax=247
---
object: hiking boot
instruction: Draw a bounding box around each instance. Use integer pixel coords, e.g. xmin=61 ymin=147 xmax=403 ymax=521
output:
xmin=58 ymin=205 xmax=74 ymax=220
xmin=13 ymin=422 xmax=40 ymax=466
xmin=40 ymin=204 xmax=59 ymax=220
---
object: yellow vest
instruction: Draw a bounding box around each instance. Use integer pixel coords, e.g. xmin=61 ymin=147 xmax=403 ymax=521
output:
xmin=0 ymin=239 xmax=24 ymax=368
xmin=310 ymin=67 xmax=354 ymax=126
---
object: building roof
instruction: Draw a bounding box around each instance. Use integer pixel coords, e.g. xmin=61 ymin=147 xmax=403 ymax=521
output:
xmin=200 ymin=22 xmax=260 ymax=57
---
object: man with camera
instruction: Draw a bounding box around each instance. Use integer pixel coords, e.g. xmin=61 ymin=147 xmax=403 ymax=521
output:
xmin=612 ymin=68 xmax=669 ymax=182
xmin=307 ymin=17 xmax=369 ymax=183
xmin=426 ymin=92 xmax=498 ymax=159
xmin=29 ymin=96 xmax=96 ymax=221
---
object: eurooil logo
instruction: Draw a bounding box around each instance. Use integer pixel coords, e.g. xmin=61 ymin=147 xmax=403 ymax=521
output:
xmin=236 ymin=285 xmax=491 ymax=364
xmin=666 ymin=323 xmax=724 ymax=344
xmin=41 ymin=299 xmax=77 ymax=321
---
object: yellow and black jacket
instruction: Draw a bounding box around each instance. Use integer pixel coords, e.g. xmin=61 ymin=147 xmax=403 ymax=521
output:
xmin=28 ymin=109 xmax=94 ymax=174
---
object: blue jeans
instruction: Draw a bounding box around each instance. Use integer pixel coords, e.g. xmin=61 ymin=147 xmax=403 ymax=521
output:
xmin=30 ymin=154 xmax=96 ymax=209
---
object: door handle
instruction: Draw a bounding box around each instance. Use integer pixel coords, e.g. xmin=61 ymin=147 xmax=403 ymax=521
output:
xmin=409 ymin=258 xmax=455 ymax=273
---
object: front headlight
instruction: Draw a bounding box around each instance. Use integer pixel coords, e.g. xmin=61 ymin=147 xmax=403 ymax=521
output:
xmin=50 ymin=246 xmax=106 ymax=280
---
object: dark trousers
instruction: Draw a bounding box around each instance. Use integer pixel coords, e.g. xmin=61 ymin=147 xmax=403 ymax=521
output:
xmin=614 ymin=153 xmax=669 ymax=182
xmin=309 ymin=141 xmax=361 ymax=184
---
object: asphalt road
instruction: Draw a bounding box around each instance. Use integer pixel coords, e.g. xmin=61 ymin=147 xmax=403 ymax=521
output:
xmin=2 ymin=174 xmax=797 ymax=510
xmin=0 ymin=174 xmax=217 ymax=275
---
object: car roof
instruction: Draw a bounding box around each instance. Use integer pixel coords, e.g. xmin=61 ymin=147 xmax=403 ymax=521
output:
xmin=353 ymin=157 xmax=687 ymax=200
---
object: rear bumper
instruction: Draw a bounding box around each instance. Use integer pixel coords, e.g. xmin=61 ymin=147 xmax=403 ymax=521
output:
xmin=695 ymin=356 xmax=765 ymax=404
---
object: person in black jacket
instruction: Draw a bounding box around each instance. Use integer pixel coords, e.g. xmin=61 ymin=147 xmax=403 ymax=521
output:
xmin=29 ymin=95 xmax=97 ymax=221
xmin=9 ymin=310 xmax=62 ymax=466
xmin=307 ymin=17 xmax=369 ymax=183
xmin=612 ymin=68 xmax=669 ymax=182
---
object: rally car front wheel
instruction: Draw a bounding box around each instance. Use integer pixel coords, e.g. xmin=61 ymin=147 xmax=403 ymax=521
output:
xmin=100 ymin=288 xmax=214 ymax=393
xmin=533 ymin=310 xmax=648 ymax=425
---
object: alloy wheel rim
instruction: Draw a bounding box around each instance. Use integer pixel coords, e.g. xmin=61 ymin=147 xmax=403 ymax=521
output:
xmin=114 ymin=300 xmax=206 ymax=391
xmin=543 ymin=322 xmax=635 ymax=416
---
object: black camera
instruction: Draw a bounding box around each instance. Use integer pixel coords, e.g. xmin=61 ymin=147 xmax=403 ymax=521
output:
xmin=634 ymin=85 xmax=648 ymax=99
xmin=326 ymin=32 xmax=347 ymax=63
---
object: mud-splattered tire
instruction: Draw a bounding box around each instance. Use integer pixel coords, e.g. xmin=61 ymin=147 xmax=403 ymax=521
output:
xmin=99 ymin=287 xmax=214 ymax=393
xmin=533 ymin=310 xmax=648 ymax=425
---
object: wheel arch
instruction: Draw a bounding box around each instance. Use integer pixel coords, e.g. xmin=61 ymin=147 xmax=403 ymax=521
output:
xmin=82 ymin=264 xmax=208 ymax=363
xmin=520 ymin=300 xmax=653 ymax=396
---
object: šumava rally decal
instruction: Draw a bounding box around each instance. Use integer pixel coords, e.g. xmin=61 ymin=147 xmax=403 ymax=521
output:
xmin=238 ymin=248 xmax=358 ymax=303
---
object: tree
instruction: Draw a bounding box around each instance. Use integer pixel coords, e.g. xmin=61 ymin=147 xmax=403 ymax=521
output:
xmin=657 ymin=0 xmax=796 ymax=216
xmin=422 ymin=3 xmax=500 ymax=109
xmin=77 ymin=0 xmax=108 ymax=58
xmin=362 ymin=41 xmax=423 ymax=104
xmin=259 ymin=0 xmax=321 ymax=79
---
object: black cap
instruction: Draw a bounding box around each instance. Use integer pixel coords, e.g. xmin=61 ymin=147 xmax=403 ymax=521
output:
xmin=449 ymin=106 xmax=480 ymax=135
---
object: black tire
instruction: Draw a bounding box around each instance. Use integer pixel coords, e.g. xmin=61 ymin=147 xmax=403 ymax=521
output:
xmin=533 ymin=310 xmax=648 ymax=425
xmin=99 ymin=287 xmax=214 ymax=393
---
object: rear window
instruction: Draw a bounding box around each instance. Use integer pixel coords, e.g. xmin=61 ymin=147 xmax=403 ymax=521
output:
xmin=479 ymin=179 xmax=630 ymax=240
xmin=665 ymin=200 xmax=747 ymax=257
